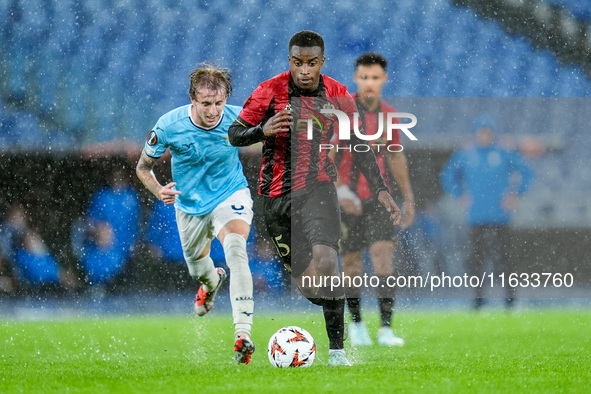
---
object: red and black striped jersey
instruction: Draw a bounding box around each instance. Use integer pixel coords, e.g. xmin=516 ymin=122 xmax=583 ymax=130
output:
xmin=229 ymin=71 xmax=387 ymax=198
xmin=336 ymin=96 xmax=401 ymax=200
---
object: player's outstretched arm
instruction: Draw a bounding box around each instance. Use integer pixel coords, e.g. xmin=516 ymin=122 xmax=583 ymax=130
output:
xmin=136 ymin=149 xmax=181 ymax=205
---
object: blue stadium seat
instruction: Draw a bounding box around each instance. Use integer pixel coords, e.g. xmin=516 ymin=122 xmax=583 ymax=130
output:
xmin=4 ymin=110 xmax=45 ymax=150
xmin=546 ymin=0 xmax=591 ymax=21
xmin=3 ymin=0 xmax=591 ymax=151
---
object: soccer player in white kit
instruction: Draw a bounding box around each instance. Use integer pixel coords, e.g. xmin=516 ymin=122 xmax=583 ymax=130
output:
xmin=136 ymin=64 xmax=255 ymax=364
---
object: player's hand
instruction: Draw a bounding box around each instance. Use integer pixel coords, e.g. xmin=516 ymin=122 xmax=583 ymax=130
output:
xmin=158 ymin=182 xmax=182 ymax=205
xmin=263 ymin=109 xmax=292 ymax=137
xmin=377 ymin=190 xmax=401 ymax=225
xmin=400 ymin=200 xmax=416 ymax=230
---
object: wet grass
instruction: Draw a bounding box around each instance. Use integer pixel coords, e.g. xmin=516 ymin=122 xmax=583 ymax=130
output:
xmin=1 ymin=309 xmax=590 ymax=393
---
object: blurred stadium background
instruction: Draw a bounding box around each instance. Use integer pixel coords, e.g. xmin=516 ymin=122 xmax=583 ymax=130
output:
xmin=1 ymin=0 xmax=590 ymax=306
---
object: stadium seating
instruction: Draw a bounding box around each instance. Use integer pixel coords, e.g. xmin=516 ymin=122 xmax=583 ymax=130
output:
xmin=1 ymin=0 xmax=590 ymax=228
xmin=547 ymin=0 xmax=591 ymax=21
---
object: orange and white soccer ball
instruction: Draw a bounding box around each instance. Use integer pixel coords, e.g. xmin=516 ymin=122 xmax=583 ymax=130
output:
xmin=267 ymin=326 xmax=316 ymax=368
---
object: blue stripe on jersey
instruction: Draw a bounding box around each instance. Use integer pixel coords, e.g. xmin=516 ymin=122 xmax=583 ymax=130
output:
xmin=144 ymin=104 xmax=248 ymax=215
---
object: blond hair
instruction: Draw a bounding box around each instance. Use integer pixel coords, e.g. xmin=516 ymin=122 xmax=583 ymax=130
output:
xmin=189 ymin=63 xmax=232 ymax=100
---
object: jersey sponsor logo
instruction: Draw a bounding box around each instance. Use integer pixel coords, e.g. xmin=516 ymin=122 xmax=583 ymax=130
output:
xmin=147 ymin=131 xmax=158 ymax=146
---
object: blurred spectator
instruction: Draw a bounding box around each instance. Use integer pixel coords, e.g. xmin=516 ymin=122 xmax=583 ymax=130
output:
xmin=144 ymin=200 xmax=192 ymax=291
xmin=440 ymin=115 xmax=534 ymax=309
xmin=0 ymin=203 xmax=28 ymax=263
xmin=0 ymin=203 xmax=77 ymax=294
xmin=71 ymin=217 xmax=126 ymax=292
xmin=70 ymin=166 xmax=140 ymax=294
xmin=0 ymin=244 xmax=17 ymax=295
xmin=86 ymin=167 xmax=140 ymax=261
xmin=14 ymin=229 xmax=62 ymax=290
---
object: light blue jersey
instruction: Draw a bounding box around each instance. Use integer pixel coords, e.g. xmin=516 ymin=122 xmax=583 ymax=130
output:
xmin=144 ymin=104 xmax=248 ymax=216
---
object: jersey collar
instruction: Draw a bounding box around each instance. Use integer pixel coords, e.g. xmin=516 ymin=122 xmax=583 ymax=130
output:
xmin=188 ymin=105 xmax=224 ymax=131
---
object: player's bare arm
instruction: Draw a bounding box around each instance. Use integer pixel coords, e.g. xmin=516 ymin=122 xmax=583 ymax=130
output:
xmin=387 ymin=151 xmax=415 ymax=229
xmin=136 ymin=148 xmax=181 ymax=205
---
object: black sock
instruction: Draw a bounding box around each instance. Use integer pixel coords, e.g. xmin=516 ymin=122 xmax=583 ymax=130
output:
xmin=322 ymin=298 xmax=345 ymax=349
xmin=377 ymin=275 xmax=394 ymax=327
xmin=347 ymin=297 xmax=362 ymax=323
xmin=378 ymin=298 xmax=393 ymax=327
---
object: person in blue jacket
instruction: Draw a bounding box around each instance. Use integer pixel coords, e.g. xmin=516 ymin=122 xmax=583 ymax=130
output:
xmin=86 ymin=167 xmax=141 ymax=261
xmin=440 ymin=115 xmax=533 ymax=308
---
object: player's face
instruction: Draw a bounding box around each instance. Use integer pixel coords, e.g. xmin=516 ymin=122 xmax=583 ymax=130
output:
xmin=354 ymin=64 xmax=387 ymax=99
xmin=190 ymin=88 xmax=227 ymax=128
xmin=288 ymin=46 xmax=325 ymax=92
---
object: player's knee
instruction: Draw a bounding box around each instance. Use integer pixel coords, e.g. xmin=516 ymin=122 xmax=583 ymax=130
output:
xmin=222 ymin=233 xmax=249 ymax=268
xmin=312 ymin=247 xmax=338 ymax=277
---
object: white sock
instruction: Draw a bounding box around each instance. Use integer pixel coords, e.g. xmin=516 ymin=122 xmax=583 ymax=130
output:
xmin=223 ymin=233 xmax=254 ymax=336
xmin=185 ymin=255 xmax=219 ymax=292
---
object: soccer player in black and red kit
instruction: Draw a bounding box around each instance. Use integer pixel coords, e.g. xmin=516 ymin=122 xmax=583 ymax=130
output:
xmin=229 ymin=31 xmax=401 ymax=366
xmin=336 ymin=53 xmax=415 ymax=347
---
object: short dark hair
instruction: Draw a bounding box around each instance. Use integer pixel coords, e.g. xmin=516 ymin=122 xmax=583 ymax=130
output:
xmin=289 ymin=30 xmax=325 ymax=55
xmin=355 ymin=52 xmax=387 ymax=71
xmin=189 ymin=62 xmax=232 ymax=100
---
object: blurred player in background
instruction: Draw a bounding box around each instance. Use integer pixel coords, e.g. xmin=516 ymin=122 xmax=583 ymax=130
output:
xmin=440 ymin=115 xmax=533 ymax=309
xmin=229 ymin=31 xmax=401 ymax=366
xmin=136 ymin=64 xmax=256 ymax=364
xmin=336 ymin=52 xmax=415 ymax=347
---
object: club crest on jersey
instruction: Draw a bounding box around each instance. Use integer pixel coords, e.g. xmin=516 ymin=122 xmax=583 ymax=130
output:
xmin=147 ymin=131 xmax=158 ymax=146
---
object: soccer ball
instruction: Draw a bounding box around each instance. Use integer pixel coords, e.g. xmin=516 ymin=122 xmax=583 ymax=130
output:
xmin=267 ymin=326 xmax=316 ymax=368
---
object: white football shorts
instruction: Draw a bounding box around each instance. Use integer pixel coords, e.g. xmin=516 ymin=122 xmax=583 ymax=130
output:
xmin=175 ymin=187 xmax=254 ymax=261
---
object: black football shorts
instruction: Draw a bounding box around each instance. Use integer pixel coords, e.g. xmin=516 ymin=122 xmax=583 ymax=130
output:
xmin=263 ymin=182 xmax=341 ymax=277
xmin=340 ymin=198 xmax=397 ymax=255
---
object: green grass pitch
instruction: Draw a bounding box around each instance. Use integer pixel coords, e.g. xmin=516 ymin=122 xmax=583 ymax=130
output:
xmin=1 ymin=309 xmax=590 ymax=393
